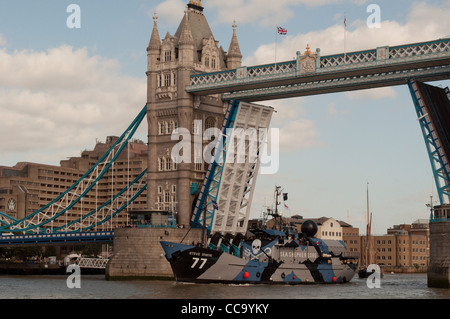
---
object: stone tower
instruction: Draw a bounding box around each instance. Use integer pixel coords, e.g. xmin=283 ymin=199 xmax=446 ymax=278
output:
xmin=146 ymin=1 xmax=242 ymax=227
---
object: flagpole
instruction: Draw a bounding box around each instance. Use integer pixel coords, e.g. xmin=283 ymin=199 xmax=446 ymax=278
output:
xmin=344 ymin=14 xmax=347 ymax=60
xmin=275 ymin=25 xmax=278 ymax=67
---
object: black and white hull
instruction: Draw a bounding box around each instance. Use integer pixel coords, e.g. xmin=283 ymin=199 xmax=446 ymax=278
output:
xmin=161 ymin=234 xmax=358 ymax=284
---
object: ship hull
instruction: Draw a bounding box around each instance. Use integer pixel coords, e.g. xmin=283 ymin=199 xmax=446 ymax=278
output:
xmin=161 ymin=239 xmax=358 ymax=284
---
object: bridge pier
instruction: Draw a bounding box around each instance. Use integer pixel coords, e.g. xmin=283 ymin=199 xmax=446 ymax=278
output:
xmin=105 ymin=227 xmax=202 ymax=280
xmin=428 ymin=205 xmax=450 ymax=288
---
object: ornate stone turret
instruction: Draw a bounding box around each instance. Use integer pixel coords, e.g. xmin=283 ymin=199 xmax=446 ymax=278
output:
xmin=147 ymin=12 xmax=161 ymax=77
xmin=227 ymin=20 xmax=242 ymax=69
xmin=146 ymin=0 xmax=241 ymax=227
xmin=178 ymin=9 xmax=194 ymax=66
xmin=147 ymin=12 xmax=161 ymax=51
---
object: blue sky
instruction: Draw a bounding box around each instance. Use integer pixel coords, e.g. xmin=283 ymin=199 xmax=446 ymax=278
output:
xmin=1 ymin=0 xmax=449 ymax=234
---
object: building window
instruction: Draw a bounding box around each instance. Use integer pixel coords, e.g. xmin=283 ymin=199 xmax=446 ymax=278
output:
xmin=205 ymin=117 xmax=215 ymax=130
xmin=166 ymin=158 xmax=172 ymax=171
xmin=159 ymin=158 xmax=166 ymax=171
xmin=164 ymin=74 xmax=171 ymax=87
xmin=165 ymin=50 xmax=172 ymax=62
xmin=169 ymin=120 xmax=177 ymax=134
xmin=194 ymin=149 xmax=202 ymax=171
xmin=193 ymin=120 xmax=202 ymax=135
xmin=212 ymin=57 xmax=216 ymax=69
xmin=172 ymin=155 xmax=179 ymax=170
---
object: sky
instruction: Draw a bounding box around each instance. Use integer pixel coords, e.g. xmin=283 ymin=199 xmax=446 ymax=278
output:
xmin=1 ymin=0 xmax=450 ymax=234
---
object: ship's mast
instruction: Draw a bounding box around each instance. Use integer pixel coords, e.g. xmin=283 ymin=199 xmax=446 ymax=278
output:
xmin=365 ymin=182 xmax=373 ymax=266
xmin=274 ymin=186 xmax=282 ymax=230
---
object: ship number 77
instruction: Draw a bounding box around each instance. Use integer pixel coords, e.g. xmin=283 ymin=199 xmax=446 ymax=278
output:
xmin=191 ymin=257 xmax=208 ymax=269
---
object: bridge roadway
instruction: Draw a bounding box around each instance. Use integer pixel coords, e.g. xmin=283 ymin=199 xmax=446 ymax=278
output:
xmin=0 ymin=231 xmax=114 ymax=247
xmin=187 ymin=38 xmax=450 ymax=102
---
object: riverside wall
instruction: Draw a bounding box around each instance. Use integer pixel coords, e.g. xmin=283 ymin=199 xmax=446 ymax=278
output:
xmin=428 ymin=221 xmax=450 ymax=288
xmin=105 ymin=227 xmax=202 ymax=280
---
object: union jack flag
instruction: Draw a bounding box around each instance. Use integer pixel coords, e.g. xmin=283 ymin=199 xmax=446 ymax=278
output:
xmin=277 ymin=26 xmax=287 ymax=35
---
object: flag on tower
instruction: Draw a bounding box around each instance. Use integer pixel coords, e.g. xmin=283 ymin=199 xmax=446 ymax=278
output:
xmin=277 ymin=26 xmax=287 ymax=35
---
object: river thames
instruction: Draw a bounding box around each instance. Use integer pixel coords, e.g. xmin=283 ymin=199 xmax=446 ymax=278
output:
xmin=0 ymin=273 xmax=449 ymax=299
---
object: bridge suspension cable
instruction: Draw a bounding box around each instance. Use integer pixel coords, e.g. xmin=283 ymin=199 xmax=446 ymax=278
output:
xmin=0 ymin=105 xmax=147 ymax=234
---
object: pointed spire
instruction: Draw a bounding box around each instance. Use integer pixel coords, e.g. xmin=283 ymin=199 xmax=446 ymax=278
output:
xmin=228 ymin=20 xmax=242 ymax=59
xmin=227 ymin=20 xmax=242 ymax=69
xmin=147 ymin=11 xmax=161 ymax=51
xmin=178 ymin=7 xmax=194 ymax=46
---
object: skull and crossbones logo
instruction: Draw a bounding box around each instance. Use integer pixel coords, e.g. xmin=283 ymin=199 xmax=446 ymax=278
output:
xmin=248 ymin=239 xmax=271 ymax=260
xmin=252 ymin=239 xmax=262 ymax=255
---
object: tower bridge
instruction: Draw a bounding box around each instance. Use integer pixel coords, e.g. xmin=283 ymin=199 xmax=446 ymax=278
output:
xmin=187 ymin=39 xmax=450 ymax=101
xmin=0 ymin=0 xmax=450 ymax=286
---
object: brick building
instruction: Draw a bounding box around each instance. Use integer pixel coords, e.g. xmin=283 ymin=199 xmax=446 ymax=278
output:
xmin=0 ymin=136 xmax=147 ymax=230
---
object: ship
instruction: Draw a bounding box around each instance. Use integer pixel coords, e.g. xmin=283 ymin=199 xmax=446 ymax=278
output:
xmin=161 ymin=187 xmax=359 ymax=284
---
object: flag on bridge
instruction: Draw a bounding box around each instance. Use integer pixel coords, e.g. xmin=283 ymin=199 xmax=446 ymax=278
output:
xmin=277 ymin=26 xmax=287 ymax=35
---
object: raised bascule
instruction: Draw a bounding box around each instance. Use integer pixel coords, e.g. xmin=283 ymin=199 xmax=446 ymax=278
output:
xmin=1 ymin=0 xmax=450 ymax=286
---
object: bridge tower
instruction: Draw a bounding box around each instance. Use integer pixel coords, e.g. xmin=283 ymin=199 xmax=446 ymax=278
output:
xmin=146 ymin=1 xmax=242 ymax=226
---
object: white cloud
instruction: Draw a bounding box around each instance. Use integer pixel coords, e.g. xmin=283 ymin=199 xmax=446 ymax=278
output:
xmin=327 ymin=102 xmax=338 ymax=118
xmin=153 ymin=0 xmax=186 ymax=26
xmin=243 ymin=1 xmax=450 ymax=102
xmin=279 ymin=118 xmax=324 ymax=152
xmin=344 ymin=87 xmax=398 ymax=100
xmin=207 ymin=0 xmax=368 ymax=26
xmin=260 ymin=98 xmax=323 ymax=153
xmin=0 ymin=34 xmax=6 ymax=46
xmin=153 ymin=0 xmax=368 ymax=27
xmin=0 ymin=46 xmax=147 ymax=166
xmin=245 ymin=1 xmax=450 ymax=65
xmin=265 ymin=97 xmax=306 ymax=125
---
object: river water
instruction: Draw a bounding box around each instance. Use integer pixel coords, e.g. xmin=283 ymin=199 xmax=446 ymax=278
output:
xmin=0 ymin=273 xmax=449 ymax=299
